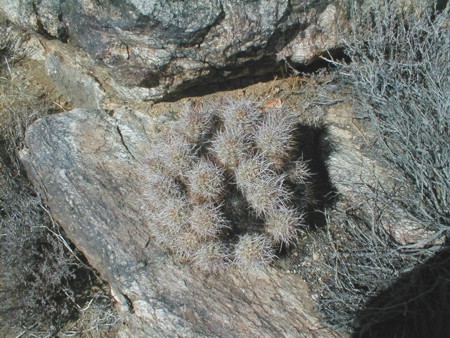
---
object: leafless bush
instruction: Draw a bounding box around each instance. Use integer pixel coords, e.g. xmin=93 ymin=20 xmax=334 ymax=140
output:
xmin=305 ymin=0 xmax=450 ymax=332
xmin=342 ymin=0 xmax=449 ymax=237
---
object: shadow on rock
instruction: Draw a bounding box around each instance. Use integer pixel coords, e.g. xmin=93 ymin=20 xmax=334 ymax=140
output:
xmin=353 ymin=247 xmax=450 ymax=338
xmin=293 ymin=124 xmax=337 ymax=228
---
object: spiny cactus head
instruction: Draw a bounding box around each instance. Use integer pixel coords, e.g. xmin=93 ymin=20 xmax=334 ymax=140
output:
xmin=156 ymin=197 xmax=190 ymax=231
xmin=233 ymin=234 xmax=275 ymax=269
xmin=265 ymin=207 xmax=304 ymax=246
xmin=288 ymin=159 xmax=312 ymax=185
xmin=219 ymin=98 xmax=261 ymax=134
xmin=211 ymin=127 xmax=250 ymax=169
xmin=244 ymin=175 xmax=291 ymax=216
xmin=150 ymin=200 xmax=188 ymax=249
xmin=189 ymin=203 xmax=228 ymax=240
xmin=192 ymin=242 xmax=230 ymax=271
xmin=174 ymin=230 xmax=205 ymax=259
xmin=187 ymin=159 xmax=226 ymax=203
xmin=254 ymin=109 xmax=297 ymax=171
xmin=234 ymin=155 xmax=272 ymax=192
xmin=143 ymin=154 xmax=165 ymax=171
xmin=143 ymin=171 xmax=182 ymax=202
xmin=157 ymin=131 xmax=196 ymax=179
xmin=176 ymin=104 xmax=215 ymax=143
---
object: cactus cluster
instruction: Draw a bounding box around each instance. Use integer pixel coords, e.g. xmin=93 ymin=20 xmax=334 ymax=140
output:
xmin=143 ymin=99 xmax=312 ymax=271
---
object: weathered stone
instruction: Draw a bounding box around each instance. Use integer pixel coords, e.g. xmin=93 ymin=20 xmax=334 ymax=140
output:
xmin=46 ymin=54 xmax=105 ymax=109
xmin=20 ymin=108 xmax=344 ymax=337
xmin=0 ymin=0 xmax=349 ymax=103
xmin=278 ymin=4 xmax=346 ymax=65
xmin=324 ymin=104 xmax=440 ymax=247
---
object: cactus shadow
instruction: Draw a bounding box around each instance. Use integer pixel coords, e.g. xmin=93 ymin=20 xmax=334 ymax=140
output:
xmin=291 ymin=124 xmax=337 ymax=229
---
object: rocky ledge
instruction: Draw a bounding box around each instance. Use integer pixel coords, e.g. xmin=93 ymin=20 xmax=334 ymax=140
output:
xmin=1 ymin=0 xmax=348 ymax=104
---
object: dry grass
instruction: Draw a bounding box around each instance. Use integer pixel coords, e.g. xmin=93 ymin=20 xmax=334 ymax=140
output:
xmin=0 ymin=18 xmax=116 ymax=337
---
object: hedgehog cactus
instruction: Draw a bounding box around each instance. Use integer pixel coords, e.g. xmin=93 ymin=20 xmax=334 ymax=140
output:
xmin=143 ymin=99 xmax=313 ymax=271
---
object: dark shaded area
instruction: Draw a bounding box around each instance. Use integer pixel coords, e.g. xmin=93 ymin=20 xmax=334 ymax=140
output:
xmin=139 ymin=70 xmax=162 ymax=88
xmin=270 ymin=124 xmax=337 ymax=259
xmin=163 ymin=55 xmax=281 ymax=102
xmin=297 ymin=47 xmax=349 ymax=71
xmin=164 ymin=49 xmax=346 ymax=103
xmin=436 ymin=0 xmax=450 ymax=12
xmin=57 ymin=14 xmax=69 ymax=43
xmin=353 ymin=247 xmax=450 ymax=338
xmin=221 ymin=184 xmax=265 ymax=236
xmin=292 ymin=125 xmax=337 ymax=228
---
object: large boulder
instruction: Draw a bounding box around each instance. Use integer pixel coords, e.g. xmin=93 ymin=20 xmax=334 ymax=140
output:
xmin=19 ymin=106 xmax=344 ymax=336
xmin=0 ymin=0 xmax=348 ymax=104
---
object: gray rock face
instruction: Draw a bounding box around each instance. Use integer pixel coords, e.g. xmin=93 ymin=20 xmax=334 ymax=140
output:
xmin=0 ymin=0 xmax=347 ymax=103
xmin=20 ymin=107 xmax=344 ymax=337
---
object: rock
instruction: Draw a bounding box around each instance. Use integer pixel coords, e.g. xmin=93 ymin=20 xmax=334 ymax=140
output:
xmin=20 ymin=108 xmax=344 ymax=337
xmin=0 ymin=0 xmax=349 ymax=104
xmin=278 ymin=3 xmax=346 ymax=65
xmin=46 ymin=54 xmax=105 ymax=109
xmin=324 ymin=104 xmax=440 ymax=247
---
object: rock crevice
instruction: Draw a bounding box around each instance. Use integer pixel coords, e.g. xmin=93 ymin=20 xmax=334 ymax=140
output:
xmin=0 ymin=0 xmax=348 ymax=104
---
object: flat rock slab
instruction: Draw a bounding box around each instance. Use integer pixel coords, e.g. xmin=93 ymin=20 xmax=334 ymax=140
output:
xmin=20 ymin=108 xmax=343 ymax=337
